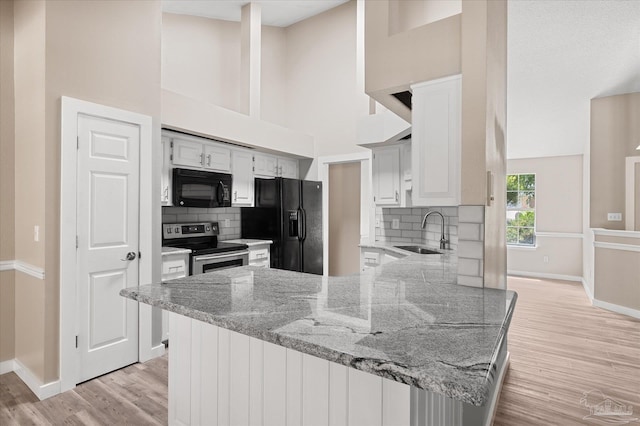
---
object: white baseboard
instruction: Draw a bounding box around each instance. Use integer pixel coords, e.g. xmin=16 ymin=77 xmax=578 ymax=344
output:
xmin=507 ymin=270 xmax=583 ymax=283
xmin=0 ymin=359 xmax=16 ymax=375
xmin=581 ymin=278 xmax=594 ymax=301
xmin=486 ymin=352 xmax=510 ymax=426
xmin=592 ymin=299 xmax=640 ymax=320
xmin=149 ymin=343 xmax=166 ymax=359
xmin=13 ymin=358 xmax=60 ymax=400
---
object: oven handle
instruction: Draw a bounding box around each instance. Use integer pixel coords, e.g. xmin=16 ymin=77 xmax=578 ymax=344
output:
xmin=193 ymin=251 xmax=249 ymax=262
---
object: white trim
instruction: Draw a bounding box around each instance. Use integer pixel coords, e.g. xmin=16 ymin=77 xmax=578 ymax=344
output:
xmin=625 ymin=156 xmax=640 ymax=231
xmin=13 ymin=358 xmax=61 ymax=400
xmin=486 ymin=353 xmax=510 ymax=426
xmin=0 ymin=359 xmax=16 ymax=375
xmin=506 ymin=245 xmax=537 ymax=250
xmin=594 ymin=241 xmax=640 ymax=253
xmin=0 ymin=260 xmax=14 ymax=271
xmin=535 ymin=232 xmax=583 ymax=239
xmin=592 ymin=228 xmax=640 ymax=238
xmin=0 ymin=260 xmax=46 ymax=280
xmin=592 ymin=298 xmax=640 ymax=320
xmin=507 ymin=270 xmax=583 ymax=283
xmin=317 ymin=151 xmax=372 ymax=277
xmin=59 ymin=96 xmax=155 ymax=394
xmin=581 ymin=277 xmax=594 ymax=301
xmin=410 ymin=73 xmax=462 ymax=90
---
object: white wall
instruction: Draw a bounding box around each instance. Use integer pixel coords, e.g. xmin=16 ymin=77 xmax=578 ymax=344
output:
xmin=507 ymin=155 xmax=584 ymax=280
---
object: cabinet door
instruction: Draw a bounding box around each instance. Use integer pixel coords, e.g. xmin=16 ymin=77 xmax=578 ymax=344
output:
xmin=254 ymin=153 xmax=278 ymax=177
xmin=203 ymin=144 xmax=231 ymax=172
xmin=411 ymin=75 xmax=461 ymax=206
xmin=161 ymin=136 xmax=173 ymax=206
xmin=231 ymin=150 xmax=254 ymax=207
xmin=278 ymin=157 xmax=298 ymax=179
xmin=373 ymin=146 xmax=401 ymax=206
xmin=172 ymin=138 xmax=204 ymax=168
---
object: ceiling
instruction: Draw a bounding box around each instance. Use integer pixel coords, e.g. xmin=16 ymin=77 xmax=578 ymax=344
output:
xmin=162 ymin=0 xmax=349 ymax=27
xmin=507 ymin=0 xmax=640 ymax=159
xmin=162 ymin=1 xmax=639 ymax=159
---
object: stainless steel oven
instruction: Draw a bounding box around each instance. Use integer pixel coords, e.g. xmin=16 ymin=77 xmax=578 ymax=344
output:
xmin=162 ymin=222 xmax=248 ymax=275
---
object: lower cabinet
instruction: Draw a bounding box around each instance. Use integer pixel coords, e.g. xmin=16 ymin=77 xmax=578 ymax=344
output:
xmin=360 ymin=247 xmax=403 ymax=272
xmin=248 ymin=243 xmax=271 ymax=268
xmin=161 ymin=250 xmax=190 ymax=342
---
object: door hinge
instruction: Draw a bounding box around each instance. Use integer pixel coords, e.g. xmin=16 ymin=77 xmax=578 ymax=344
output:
xmin=76 ymin=236 xmax=78 ymax=249
xmin=75 ymin=335 xmax=78 ymax=348
xmin=138 ymin=251 xmax=142 ymax=259
xmin=373 ymin=196 xmax=376 ymax=202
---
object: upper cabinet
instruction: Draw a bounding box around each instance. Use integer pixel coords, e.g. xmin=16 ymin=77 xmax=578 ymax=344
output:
xmin=372 ymin=146 xmax=401 ymax=206
xmin=411 ymin=75 xmax=461 ymax=206
xmin=231 ymin=149 xmax=254 ymax=207
xmin=254 ymin=153 xmax=298 ymax=179
xmin=172 ymin=135 xmax=231 ymax=172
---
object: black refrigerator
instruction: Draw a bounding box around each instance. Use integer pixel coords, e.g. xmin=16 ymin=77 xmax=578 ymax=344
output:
xmin=241 ymin=178 xmax=323 ymax=275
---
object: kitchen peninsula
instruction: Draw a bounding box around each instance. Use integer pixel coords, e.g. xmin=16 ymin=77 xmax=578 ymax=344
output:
xmin=121 ymin=249 xmax=516 ymax=426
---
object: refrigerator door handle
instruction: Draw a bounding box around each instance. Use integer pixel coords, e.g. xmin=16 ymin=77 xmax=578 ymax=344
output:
xmin=300 ymin=208 xmax=307 ymax=241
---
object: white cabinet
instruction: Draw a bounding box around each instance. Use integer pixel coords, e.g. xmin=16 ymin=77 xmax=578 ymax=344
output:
xmin=248 ymin=243 xmax=271 ymax=268
xmin=161 ymin=249 xmax=190 ymax=342
xmin=161 ymin=136 xmax=173 ymax=206
xmin=372 ymin=146 xmax=401 ymax=206
xmin=171 ymin=135 xmax=231 ymax=172
xmin=254 ymin=153 xmax=298 ymax=179
xmin=231 ymin=150 xmax=254 ymax=207
xmin=360 ymin=247 xmax=403 ymax=272
xmin=411 ymin=75 xmax=461 ymax=206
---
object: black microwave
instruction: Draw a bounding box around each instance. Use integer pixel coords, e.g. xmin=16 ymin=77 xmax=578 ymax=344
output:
xmin=173 ymin=168 xmax=232 ymax=208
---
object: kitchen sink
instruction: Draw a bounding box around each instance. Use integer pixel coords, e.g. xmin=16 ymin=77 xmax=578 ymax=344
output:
xmin=394 ymin=246 xmax=441 ymax=255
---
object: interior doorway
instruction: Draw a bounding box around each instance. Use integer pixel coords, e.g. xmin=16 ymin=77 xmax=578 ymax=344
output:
xmin=328 ymin=162 xmax=361 ymax=276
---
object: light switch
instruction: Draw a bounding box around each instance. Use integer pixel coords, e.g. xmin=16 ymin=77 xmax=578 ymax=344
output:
xmin=607 ymin=213 xmax=622 ymax=221
xmin=375 ymin=218 xmax=381 ymax=228
xmin=224 ymin=219 xmax=231 ymax=227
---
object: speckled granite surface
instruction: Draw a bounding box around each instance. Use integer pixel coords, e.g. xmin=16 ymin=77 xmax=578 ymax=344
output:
xmin=121 ymin=249 xmax=516 ymax=406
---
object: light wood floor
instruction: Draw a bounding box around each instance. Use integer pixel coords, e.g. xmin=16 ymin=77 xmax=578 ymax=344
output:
xmin=495 ymin=277 xmax=640 ymax=425
xmin=1 ymin=277 xmax=638 ymax=425
xmin=0 ymin=355 xmax=168 ymax=425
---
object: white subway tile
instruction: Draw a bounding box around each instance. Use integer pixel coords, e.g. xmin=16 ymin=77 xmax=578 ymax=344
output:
xmin=401 ymin=215 xmax=422 ymax=223
xmin=401 ymin=230 xmax=422 ymax=238
xmin=457 ymin=275 xmax=484 ymax=288
xmin=442 ymin=207 xmax=458 ymax=216
xmin=177 ymin=214 xmax=198 ymax=222
xmin=162 ymin=214 xmax=177 ymax=223
xmin=458 ymin=223 xmax=481 ymax=241
xmin=458 ymin=205 xmax=484 ymax=223
xmin=458 ymin=241 xmax=484 ymax=259
xmin=458 ymin=258 xmax=480 ymax=276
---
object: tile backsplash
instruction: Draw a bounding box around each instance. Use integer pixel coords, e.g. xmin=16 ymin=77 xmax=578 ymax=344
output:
xmin=162 ymin=207 xmax=241 ymax=240
xmin=375 ymin=207 xmax=459 ymax=251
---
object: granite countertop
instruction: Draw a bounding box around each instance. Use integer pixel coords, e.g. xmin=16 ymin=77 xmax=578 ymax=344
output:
xmin=161 ymin=246 xmax=192 ymax=255
xmin=224 ymin=238 xmax=274 ymax=247
xmin=121 ymin=248 xmax=516 ymax=406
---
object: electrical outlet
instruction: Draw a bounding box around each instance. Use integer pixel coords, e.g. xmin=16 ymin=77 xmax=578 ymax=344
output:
xmin=607 ymin=213 xmax=622 ymax=221
xmin=224 ymin=219 xmax=230 ymax=227
xmin=391 ymin=219 xmax=400 ymax=230
xmin=375 ymin=218 xmax=381 ymax=228
xmin=543 ymin=255 xmax=549 ymax=264
xmin=34 ymin=225 xmax=39 ymax=242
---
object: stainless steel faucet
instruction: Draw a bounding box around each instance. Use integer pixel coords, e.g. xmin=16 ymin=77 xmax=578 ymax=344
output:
xmin=421 ymin=211 xmax=448 ymax=250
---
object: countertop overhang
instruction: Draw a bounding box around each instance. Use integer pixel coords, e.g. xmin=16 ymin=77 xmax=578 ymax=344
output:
xmin=121 ymin=249 xmax=516 ymax=406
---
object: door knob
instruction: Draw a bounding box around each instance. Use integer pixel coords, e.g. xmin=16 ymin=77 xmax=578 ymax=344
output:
xmin=121 ymin=252 xmax=136 ymax=261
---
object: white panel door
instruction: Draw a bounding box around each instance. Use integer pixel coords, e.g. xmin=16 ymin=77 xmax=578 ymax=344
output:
xmin=172 ymin=138 xmax=204 ymax=168
xmin=254 ymin=153 xmax=278 ymax=177
xmin=373 ymin=146 xmax=401 ymax=206
xmin=77 ymin=114 xmax=140 ymax=383
xmin=278 ymin=157 xmax=299 ymax=179
xmin=203 ymin=144 xmax=231 ymax=172
xmin=231 ymin=150 xmax=254 ymax=206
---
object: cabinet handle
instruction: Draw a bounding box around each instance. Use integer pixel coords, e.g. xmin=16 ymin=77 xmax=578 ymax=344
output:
xmin=200 ymin=153 xmax=204 ymax=166
xmin=395 ymin=190 xmax=399 ymax=202
xmin=234 ymin=191 xmax=237 ymax=202
xmin=279 ymin=165 xmax=283 ymax=176
xmin=163 ymin=187 xmax=168 ymax=200
xmin=207 ymin=154 xmax=211 ymax=167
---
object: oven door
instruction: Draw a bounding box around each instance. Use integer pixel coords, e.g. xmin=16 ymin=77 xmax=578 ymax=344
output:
xmin=173 ymin=168 xmax=232 ymax=208
xmin=191 ymin=251 xmax=249 ymax=275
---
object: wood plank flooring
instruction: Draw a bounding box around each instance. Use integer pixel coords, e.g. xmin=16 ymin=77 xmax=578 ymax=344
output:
xmin=494 ymin=277 xmax=640 ymax=425
xmin=0 ymin=355 xmax=168 ymax=425
xmin=1 ymin=276 xmax=638 ymax=425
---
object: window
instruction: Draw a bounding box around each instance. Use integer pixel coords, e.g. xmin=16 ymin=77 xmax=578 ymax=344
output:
xmin=507 ymin=174 xmax=535 ymax=246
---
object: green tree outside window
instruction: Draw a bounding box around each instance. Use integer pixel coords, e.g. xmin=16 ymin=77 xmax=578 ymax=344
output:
xmin=506 ymin=174 xmax=535 ymax=246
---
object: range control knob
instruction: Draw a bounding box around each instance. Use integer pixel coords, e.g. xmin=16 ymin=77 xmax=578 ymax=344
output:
xmin=175 ymin=227 xmax=180 ymax=233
